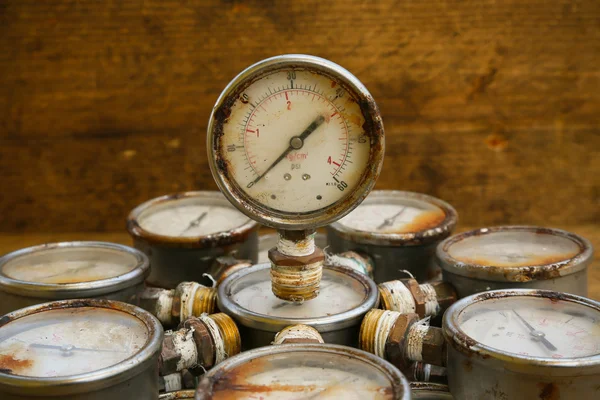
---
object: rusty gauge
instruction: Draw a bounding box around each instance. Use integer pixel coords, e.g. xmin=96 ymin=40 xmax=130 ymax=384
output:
xmin=436 ymin=226 xmax=593 ymax=298
xmin=218 ymin=263 xmax=379 ymax=349
xmin=327 ymin=191 xmax=457 ymax=283
xmin=443 ymin=289 xmax=600 ymax=399
xmin=208 ymin=55 xmax=384 ymax=303
xmin=128 ymin=191 xmax=259 ymax=289
xmin=196 ymin=344 xmax=410 ymax=400
xmin=0 ymin=242 xmax=149 ymax=315
xmin=0 ymin=299 xmax=162 ymax=399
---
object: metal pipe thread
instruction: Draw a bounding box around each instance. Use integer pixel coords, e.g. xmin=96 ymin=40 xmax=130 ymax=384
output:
xmin=273 ymin=324 xmax=324 ymax=344
xmin=192 ymin=286 xmax=218 ymax=317
xmin=207 ymin=313 xmax=241 ymax=360
xmin=270 ymin=261 xmax=323 ymax=301
xmin=359 ymin=309 xmax=401 ymax=357
xmin=378 ymin=280 xmax=416 ymax=313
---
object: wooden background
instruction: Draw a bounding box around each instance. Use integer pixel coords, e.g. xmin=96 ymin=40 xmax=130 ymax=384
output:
xmin=0 ymin=0 xmax=598 ymax=234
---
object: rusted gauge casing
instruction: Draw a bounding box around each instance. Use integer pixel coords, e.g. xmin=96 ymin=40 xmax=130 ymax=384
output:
xmin=195 ymin=344 xmax=411 ymax=399
xmin=410 ymin=382 xmax=453 ymax=399
xmin=442 ymin=289 xmax=600 ymax=400
xmin=436 ymin=226 xmax=593 ymax=298
xmin=127 ymin=191 xmax=259 ymax=289
xmin=327 ymin=191 xmax=457 ymax=283
xmin=0 ymin=242 xmax=149 ymax=315
xmin=218 ymin=263 xmax=379 ymax=349
xmin=0 ymin=299 xmax=163 ymax=399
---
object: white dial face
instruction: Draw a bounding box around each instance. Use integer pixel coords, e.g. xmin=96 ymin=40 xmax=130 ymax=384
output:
xmin=458 ymin=296 xmax=600 ymax=359
xmin=2 ymin=247 xmax=139 ymax=284
xmin=338 ymin=199 xmax=445 ymax=234
xmin=230 ymin=268 xmax=367 ymax=318
xmin=218 ymin=69 xmax=372 ymax=214
xmin=210 ymin=351 xmax=394 ymax=399
xmin=138 ymin=199 xmax=250 ymax=237
xmin=448 ymin=231 xmax=581 ymax=267
xmin=0 ymin=307 xmax=148 ymax=377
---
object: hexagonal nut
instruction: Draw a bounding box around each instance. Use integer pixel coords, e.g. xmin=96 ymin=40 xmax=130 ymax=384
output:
xmin=159 ymin=334 xmax=182 ymax=376
xmin=211 ymin=255 xmax=252 ymax=285
xmin=181 ymin=317 xmax=215 ymax=370
xmin=268 ymin=247 xmax=325 ymax=267
xmin=401 ymin=279 xmax=428 ymax=317
xmin=385 ymin=313 xmax=420 ymax=370
xmin=421 ymin=326 xmax=447 ymax=367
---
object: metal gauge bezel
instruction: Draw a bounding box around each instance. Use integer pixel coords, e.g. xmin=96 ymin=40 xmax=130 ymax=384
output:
xmin=0 ymin=299 xmax=163 ymax=396
xmin=207 ymin=54 xmax=385 ymax=230
xmin=159 ymin=390 xmax=195 ymax=399
xmin=436 ymin=226 xmax=593 ymax=282
xmin=127 ymin=191 xmax=259 ymax=249
xmin=443 ymin=289 xmax=600 ymax=371
xmin=0 ymin=242 xmax=149 ymax=299
xmin=195 ymin=343 xmax=410 ymax=400
xmin=410 ymin=382 xmax=453 ymax=399
xmin=328 ymin=190 xmax=458 ymax=246
xmin=218 ymin=263 xmax=379 ymax=333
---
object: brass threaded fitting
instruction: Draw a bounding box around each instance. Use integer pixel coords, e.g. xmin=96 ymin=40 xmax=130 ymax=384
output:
xmin=208 ymin=313 xmax=241 ymax=359
xmin=192 ymin=286 xmax=218 ymax=316
xmin=270 ymin=262 xmax=323 ymax=301
xmin=359 ymin=309 xmax=387 ymax=354
xmin=273 ymin=324 xmax=324 ymax=344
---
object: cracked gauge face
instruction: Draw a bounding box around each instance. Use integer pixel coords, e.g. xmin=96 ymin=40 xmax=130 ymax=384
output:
xmin=209 ymin=55 xmax=384 ymax=229
xmin=456 ymin=295 xmax=600 ymax=359
xmin=0 ymin=307 xmax=148 ymax=377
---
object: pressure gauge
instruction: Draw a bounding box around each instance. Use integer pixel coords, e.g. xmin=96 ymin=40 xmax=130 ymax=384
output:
xmin=195 ymin=344 xmax=410 ymax=399
xmin=436 ymin=226 xmax=592 ymax=298
xmin=327 ymin=191 xmax=457 ymax=282
xmin=410 ymin=383 xmax=453 ymax=399
xmin=0 ymin=242 xmax=149 ymax=315
xmin=443 ymin=289 xmax=600 ymax=399
xmin=208 ymin=54 xmax=384 ymax=302
xmin=128 ymin=191 xmax=259 ymax=288
xmin=0 ymin=299 xmax=163 ymax=399
xmin=258 ymin=232 xmax=327 ymax=264
xmin=218 ymin=263 xmax=379 ymax=348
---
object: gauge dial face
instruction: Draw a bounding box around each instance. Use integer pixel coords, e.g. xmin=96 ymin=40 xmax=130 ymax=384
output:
xmin=230 ymin=267 xmax=367 ymax=318
xmin=1 ymin=246 xmax=139 ymax=284
xmin=448 ymin=231 xmax=581 ymax=267
xmin=338 ymin=198 xmax=445 ymax=234
xmin=137 ymin=197 xmax=250 ymax=238
xmin=0 ymin=307 xmax=148 ymax=377
xmin=457 ymin=296 xmax=600 ymax=359
xmin=209 ymin=351 xmax=395 ymax=399
xmin=210 ymin=56 xmax=384 ymax=228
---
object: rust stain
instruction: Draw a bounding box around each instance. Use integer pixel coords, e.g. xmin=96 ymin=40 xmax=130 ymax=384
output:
xmin=0 ymin=354 xmax=33 ymax=374
xmin=331 ymin=81 xmax=337 ymax=88
xmin=485 ymin=133 xmax=508 ymax=152
xmin=538 ymin=382 xmax=560 ymax=400
xmin=458 ymin=252 xmax=578 ymax=268
xmin=382 ymin=209 xmax=446 ymax=234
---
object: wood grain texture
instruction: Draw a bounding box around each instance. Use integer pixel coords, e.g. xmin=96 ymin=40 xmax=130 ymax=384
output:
xmin=0 ymin=0 xmax=599 ymax=232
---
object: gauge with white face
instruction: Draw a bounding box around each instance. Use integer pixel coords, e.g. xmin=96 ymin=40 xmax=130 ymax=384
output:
xmin=229 ymin=266 xmax=367 ymax=318
xmin=456 ymin=294 xmax=600 ymax=359
xmin=0 ymin=307 xmax=149 ymax=377
xmin=208 ymin=55 xmax=384 ymax=229
xmin=0 ymin=244 xmax=141 ymax=284
xmin=447 ymin=229 xmax=582 ymax=267
xmin=197 ymin=345 xmax=409 ymax=400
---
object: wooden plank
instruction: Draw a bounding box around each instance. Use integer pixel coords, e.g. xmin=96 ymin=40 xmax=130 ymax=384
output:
xmin=0 ymin=0 xmax=599 ymax=232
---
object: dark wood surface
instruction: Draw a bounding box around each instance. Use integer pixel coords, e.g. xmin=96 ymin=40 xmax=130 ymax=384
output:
xmin=1 ymin=1 xmax=598 ymax=234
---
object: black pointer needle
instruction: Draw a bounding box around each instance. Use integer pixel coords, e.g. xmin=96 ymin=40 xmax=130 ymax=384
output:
xmin=512 ymin=309 xmax=558 ymax=351
xmin=246 ymin=115 xmax=326 ymax=188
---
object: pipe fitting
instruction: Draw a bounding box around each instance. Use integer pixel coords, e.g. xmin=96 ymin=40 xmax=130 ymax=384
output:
xmin=273 ymin=324 xmax=324 ymax=344
xmin=378 ymin=278 xmax=456 ymax=318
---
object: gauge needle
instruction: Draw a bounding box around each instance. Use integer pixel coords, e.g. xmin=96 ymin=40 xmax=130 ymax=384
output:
xmin=246 ymin=115 xmax=326 ymax=188
xmin=29 ymin=343 xmax=125 ymax=353
xmin=179 ymin=211 xmax=208 ymax=235
xmin=377 ymin=207 xmax=406 ymax=230
xmin=512 ymin=310 xmax=557 ymax=351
